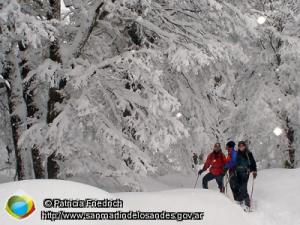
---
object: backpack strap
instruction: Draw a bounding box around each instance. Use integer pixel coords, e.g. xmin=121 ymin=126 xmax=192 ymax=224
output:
xmin=246 ymin=151 xmax=251 ymax=173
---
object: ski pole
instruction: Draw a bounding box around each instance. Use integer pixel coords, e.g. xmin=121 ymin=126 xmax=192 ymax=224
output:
xmin=224 ymin=172 xmax=234 ymax=197
xmin=250 ymin=176 xmax=255 ymax=209
xmin=225 ymin=173 xmax=229 ymax=195
xmin=224 ymin=173 xmax=232 ymax=191
xmin=194 ymin=174 xmax=200 ymax=189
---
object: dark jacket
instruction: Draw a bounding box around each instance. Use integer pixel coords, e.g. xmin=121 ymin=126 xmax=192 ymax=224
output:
xmin=236 ymin=150 xmax=257 ymax=173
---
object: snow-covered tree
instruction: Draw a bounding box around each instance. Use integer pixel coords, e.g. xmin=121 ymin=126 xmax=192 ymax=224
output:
xmin=0 ymin=0 xmax=299 ymax=190
xmin=0 ymin=0 xmax=56 ymax=179
xmin=224 ymin=0 xmax=300 ymax=168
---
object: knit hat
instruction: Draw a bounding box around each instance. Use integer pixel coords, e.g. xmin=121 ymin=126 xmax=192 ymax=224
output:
xmin=238 ymin=141 xmax=247 ymax=147
xmin=226 ymin=141 xmax=236 ymax=148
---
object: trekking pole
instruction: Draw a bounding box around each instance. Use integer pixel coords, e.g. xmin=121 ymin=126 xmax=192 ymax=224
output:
xmin=225 ymin=173 xmax=229 ymax=195
xmin=250 ymin=176 xmax=255 ymax=209
xmin=224 ymin=173 xmax=234 ymax=197
xmin=194 ymin=174 xmax=200 ymax=189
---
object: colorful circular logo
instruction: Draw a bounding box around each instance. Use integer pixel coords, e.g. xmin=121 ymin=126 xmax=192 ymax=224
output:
xmin=5 ymin=195 xmax=35 ymax=219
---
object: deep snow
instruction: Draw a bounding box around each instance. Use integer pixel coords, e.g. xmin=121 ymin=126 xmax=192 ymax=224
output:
xmin=247 ymin=169 xmax=300 ymax=225
xmin=0 ymin=168 xmax=299 ymax=225
xmin=116 ymin=189 xmax=250 ymax=225
xmin=135 ymin=168 xmax=300 ymax=225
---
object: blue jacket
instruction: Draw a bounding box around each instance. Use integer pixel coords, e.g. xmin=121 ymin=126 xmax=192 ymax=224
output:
xmin=224 ymin=148 xmax=237 ymax=169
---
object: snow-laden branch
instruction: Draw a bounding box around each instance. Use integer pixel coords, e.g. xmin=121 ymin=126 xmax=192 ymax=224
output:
xmin=0 ymin=75 xmax=11 ymax=90
xmin=71 ymin=1 xmax=107 ymax=58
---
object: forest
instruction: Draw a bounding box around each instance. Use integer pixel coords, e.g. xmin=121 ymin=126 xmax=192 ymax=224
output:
xmin=0 ymin=0 xmax=299 ymax=191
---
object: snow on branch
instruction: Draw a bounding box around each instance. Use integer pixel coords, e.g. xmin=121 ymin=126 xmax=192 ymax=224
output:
xmin=71 ymin=1 xmax=108 ymax=58
xmin=0 ymin=75 xmax=11 ymax=90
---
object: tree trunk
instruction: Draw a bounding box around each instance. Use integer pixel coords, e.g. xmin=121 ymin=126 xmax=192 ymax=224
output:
xmin=46 ymin=0 xmax=63 ymax=125
xmin=286 ymin=117 xmax=295 ymax=168
xmin=46 ymin=0 xmax=63 ymax=178
xmin=45 ymin=0 xmax=109 ymax=178
xmin=18 ymin=41 xmax=46 ymax=179
xmin=47 ymin=152 xmax=60 ymax=179
xmin=31 ymin=145 xmax=46 ymax=178
xmin=5 ymin=47 xmax=34 ymax=180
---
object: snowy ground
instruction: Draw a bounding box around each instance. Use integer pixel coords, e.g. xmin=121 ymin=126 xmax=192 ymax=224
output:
xmin=247 ymin=169 xmax=300 ymax=225
xmin=0 ymin=168 xmax=299 ymax=225
xmin=117 ymin=189 xmax=249 ymax=225
xmin=134 ymin=168 xmax=300 ymax=225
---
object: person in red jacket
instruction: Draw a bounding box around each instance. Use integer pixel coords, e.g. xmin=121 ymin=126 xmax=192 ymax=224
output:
xmin=198 ymin=143 xmax=226 ymax=192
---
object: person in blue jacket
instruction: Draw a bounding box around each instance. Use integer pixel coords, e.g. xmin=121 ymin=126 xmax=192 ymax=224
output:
xmin=224 ymin=141 xmax=238 ymax=200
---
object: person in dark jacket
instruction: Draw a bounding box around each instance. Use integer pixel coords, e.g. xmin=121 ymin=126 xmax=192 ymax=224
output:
xmin=234 ymin=141 xmax=257 ymax=208
xmin=192 ymin=153 xmax=198 ymax=168
xmin=198 ymin=143 xmax=226 ymax=192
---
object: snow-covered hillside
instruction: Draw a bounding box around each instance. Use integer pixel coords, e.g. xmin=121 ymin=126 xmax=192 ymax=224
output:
xmin=0 ymin=179 xmax=114 ymax=225
xmin=0 ymin=168 xmax=299 ymax=225
xmin=248 ymin=169 xmax=300 ymax=225
xmin=117 ymin=168 xmax=300 ymax=225
xmin=117 ymin=189 xmax=250 ymax=225
xmin=0 ymin=0 xmax=299 ymax=191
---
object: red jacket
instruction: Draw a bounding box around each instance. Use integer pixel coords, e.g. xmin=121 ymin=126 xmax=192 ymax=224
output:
xmin=202 ymin=151 xmax=226 ymax=176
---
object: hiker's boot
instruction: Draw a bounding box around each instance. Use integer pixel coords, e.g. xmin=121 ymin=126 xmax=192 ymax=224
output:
xmin=220 ymin=187 xmax=225 ymax=193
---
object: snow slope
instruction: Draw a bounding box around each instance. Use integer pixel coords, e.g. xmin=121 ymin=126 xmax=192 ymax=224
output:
xmin=0 ymin=180 xmax=114 ymax=225
xmin=0 ymin=169 xmax=299 ymax=225
xmin=136 ymin=168 xmax=300 ymax=225
xmin=116 ymin=189 xmax=250 ymax=225
xmin=0 ymin=180 xmax=249 ymax=225
xmin=248 ymin=169 xmax=300 ymax=225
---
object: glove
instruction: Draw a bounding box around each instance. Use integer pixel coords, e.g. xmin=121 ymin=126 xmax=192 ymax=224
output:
xmin=198 ymin=169 xmax=204 ymax=176
xmin=252 ymin=171 xmax=257 ymax=179
xmin=223 ymin=167 xmax=229 ymax=174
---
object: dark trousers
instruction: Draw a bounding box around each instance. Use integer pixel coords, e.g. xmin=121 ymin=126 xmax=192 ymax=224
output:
xmin=229 ymin=172 xmax=239 ymax=200
xmin=202 ymin=173 xmax=224 ymax=191
xmin=230 ymin=171 xmax=250 ymax=206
